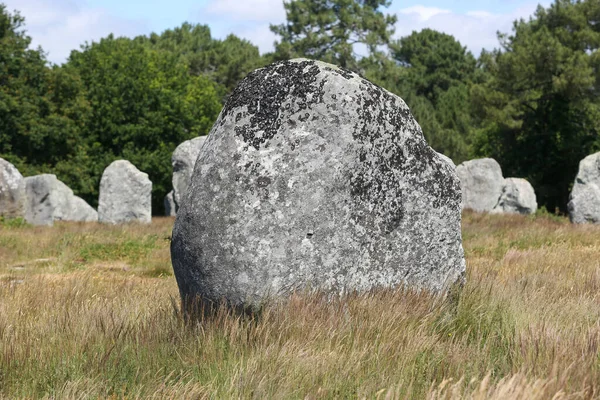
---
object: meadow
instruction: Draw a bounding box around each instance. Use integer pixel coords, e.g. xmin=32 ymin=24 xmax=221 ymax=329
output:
xmin=1 ymin=212 xmax=600 ymax=399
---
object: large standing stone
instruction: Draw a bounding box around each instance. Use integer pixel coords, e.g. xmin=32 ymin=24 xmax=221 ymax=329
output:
xmin=171 ymin=59 xmax=466 ymax=312
xmin=492 ymin=178 xmax=537 ymax=215
xmin=24 ymin=174 xmax=97 ymax=225
xmin=172 ymin=136 xmax=207 ymax=211
xmin=456 ymin=158 xmax=504 ymax=212
xmin=568 ymin=152 xmax=600 ymax=223
xmin=0 ymin=158 xmax=26 ymax=219
xmin=98 ymin=160 xmax=152 ymax=224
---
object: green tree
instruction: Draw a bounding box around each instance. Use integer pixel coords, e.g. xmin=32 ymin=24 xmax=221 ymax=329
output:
xmin=0 ymin=5 xmax=92 ymax=188
xmin=66 ymin=35 xmax=222 ymax=212
xmin=270 ymin=0 xmax=397 ymax=71
xmin=472 ymin=0 xmax=600 ymax=212
xmin=392 ymin=29 xmax=477 ymax=103
xmin=144 ymin=23 xmax=266 ymax=97
xmin=0 ymin=4 xmax=48 ymax=166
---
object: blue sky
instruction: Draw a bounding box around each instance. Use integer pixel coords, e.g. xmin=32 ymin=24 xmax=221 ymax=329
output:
xmin=5 ymin=0 xmax=552 ymax=64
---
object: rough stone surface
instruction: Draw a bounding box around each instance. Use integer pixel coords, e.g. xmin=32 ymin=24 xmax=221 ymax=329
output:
xmin=0 ymin=158 xmax=27 ymax=219
xmin=568 ymin=152 xmax=600 ymax=223
xmin=172 ymin=136 xmax=207 ymax=210
xmin=171 ymin=59 xmax=466 ymax=311
xmin=456 ymin=158 xmax=504 ymax=212
xmin=98 ymin=160 xmax=152 ymax=224
xmin=24 ymin=174 xmax=97 ymax=225
xmin=165 ymin=191 xmax=176 ymax=216
xmin=492 ymin=178 xmax=537 ymax=215
xmin=436 ymin=152 xmax=455 ymax=169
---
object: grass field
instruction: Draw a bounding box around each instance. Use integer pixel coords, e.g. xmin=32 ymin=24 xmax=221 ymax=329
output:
xmin=1 ymin=212 xmax=600 ymax=398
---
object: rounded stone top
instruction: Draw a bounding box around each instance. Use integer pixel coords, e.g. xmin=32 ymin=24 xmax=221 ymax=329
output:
xmin=104 ymin=160 xmax=150 ymax=181
xmin=172 ymin=136 xmax=208 ymax=172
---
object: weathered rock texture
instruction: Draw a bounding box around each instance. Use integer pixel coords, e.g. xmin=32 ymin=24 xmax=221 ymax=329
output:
xmin=171 ymin=59 xmax=466 ymax=312
xmin=165 ymin=191 xmax=176 ymax=216
xmin=0 ymin=158 xmax=27 ymax=219
xmin=568 ymin=152 xmax=600 ymax=223
xmin=172 ymin=136 xmax=207 ymax=211
xmin=436 ymin=152 xmax=455 ymax=169
xmin=24 ymin=174 xmax=97 ymax=225
xmin=98 ymin=160 xmax=152 ymax=224
xmin=493 ymin=178 xmax=537 ymax=215
xmin=456 ymin=158 xmax=504 ymax=212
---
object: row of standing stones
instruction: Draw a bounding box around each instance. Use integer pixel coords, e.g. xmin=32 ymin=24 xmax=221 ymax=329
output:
xmin=1 ymin=59 xmax=600 ymax=311
xmin=0 ymin=135 xmax=200 ymax=226
xmin=0 ymin=158 xmax=151 ymax=226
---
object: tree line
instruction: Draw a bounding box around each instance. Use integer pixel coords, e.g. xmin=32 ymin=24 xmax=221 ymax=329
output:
xmin=2 ymin=0 xmax=599 ymax=213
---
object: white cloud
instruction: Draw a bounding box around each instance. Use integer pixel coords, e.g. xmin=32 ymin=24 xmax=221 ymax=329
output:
xmin=392 ymin=2 xmax=550 ymax=56
xmin=4 ymin=0 xmax=148 ymax=64
xmin=197 ymin=0 xmax=286 ymax=53
xmin=398 ymin=6 xmax=451 ymax=22
xmin=203 ymin=0 xmax=285 ymax=22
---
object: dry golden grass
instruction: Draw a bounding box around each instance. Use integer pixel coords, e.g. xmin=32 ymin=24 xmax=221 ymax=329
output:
xmin=1 ymin=212 xmax=600 ymax=398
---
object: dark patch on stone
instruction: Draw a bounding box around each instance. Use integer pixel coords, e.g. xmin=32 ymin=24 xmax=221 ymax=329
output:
xmin=298 ymin=113 xmax=310 ymax=122
xmin=328 ymin=66 xmax=355 ymax=80
xmin=221 ymin=60 xmax=326 ymax=150
xmin=257 ymin=176 xmax=271 ymax=188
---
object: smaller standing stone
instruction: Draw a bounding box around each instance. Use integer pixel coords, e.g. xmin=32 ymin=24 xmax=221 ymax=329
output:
xmin=98 ymin=160 xmax=152 ymax=224
xmin=70 ymin=196 xmax=98 ymax=222
xmin=165 ymin=191 xmax=176 ymax=216
xmin=492 ymin=178 xmax=537 ymax=215
xmin=568 ymin=152 xmax=600 ymax=223
xmin=0 ymin=158 xmax=26 ymax=219
xmin=24 ymin=174 xmax=97 ymax=225
xmin=172 ymin=136 xmax=207 ymax=211
xmin=456 ymin=158 xmax=504 ymax=212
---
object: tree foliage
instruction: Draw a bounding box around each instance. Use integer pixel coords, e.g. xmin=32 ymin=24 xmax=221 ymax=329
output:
xmin=270 ymin=0 xmax=397 ymax=71
xmin=144 ymin=23 xmax=266 ymax=96
xmin=472 ymin=0 xmax=600 ymax=211
xmin=65 ymin=35 xmax=222 ymax=211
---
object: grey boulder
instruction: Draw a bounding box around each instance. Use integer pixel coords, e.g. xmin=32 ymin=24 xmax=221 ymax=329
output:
xmin=492 ymin=178 xmax=537 ymax=215
xmin=568 ymin=152 xmax=600 ymax=223
xmin=171 ymin=59 xmax=466 ymax=312
xmin=98 ymin=160 xmax=152 ymax=224
xmin=0 ymin=158 xmax=27 ymax=219
xmin=24 ymin=174 xmax=97 ymax=226
xmin=456 ymin=158 xmax=504 ymax=212
xmin=172 ymin=136 xmax=207 ymax=211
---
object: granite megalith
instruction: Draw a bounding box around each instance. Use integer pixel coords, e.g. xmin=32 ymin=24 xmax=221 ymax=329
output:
xmin=171 ymin=59 xmax=466 ymax=312
xmin=492 ymin=178 xmax=537 ymax=215
xmin=24 ymin=174 xmax=97 ymax=225
xmin=172 ymin=136 xmax=207 ymax=211
xmin=0 ymin=158 xmax=27 ymax=219
xmin=456 ymin=158 xmax=504 ymax=212
xmin=98 ymin=160 xmax=152 ymax=224
xmin=568 ymin=152 xmax=600 ymax=223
